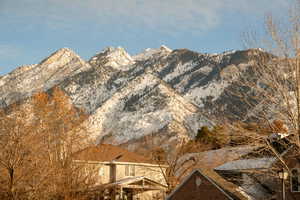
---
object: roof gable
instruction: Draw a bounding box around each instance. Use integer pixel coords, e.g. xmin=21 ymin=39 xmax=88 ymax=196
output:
xmin=166 ymin=169 xmax=249 ymax=200
xmin=103 ymin=176 xmax=167 ymax=190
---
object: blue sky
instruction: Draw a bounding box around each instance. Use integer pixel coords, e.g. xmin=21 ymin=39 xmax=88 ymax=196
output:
xmin=0 ymin=0 xmax=290 ymax=75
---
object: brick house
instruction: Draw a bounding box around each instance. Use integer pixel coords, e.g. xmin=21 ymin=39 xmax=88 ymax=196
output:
xmin=214 ymin=157 xmax=278 ymax=199
xmin=73 ymin=144 xmax=168 ymax=200
xmin=273 ymin=146 xmax=300 ymax=200
xmin=166 ymin=169 xmax=249 ymax=200
xmin=214 ymin=134 xmax=300 ymax=200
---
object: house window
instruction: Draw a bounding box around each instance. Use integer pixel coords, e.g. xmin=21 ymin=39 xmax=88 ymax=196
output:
xmin=125 ymin=165 xmax=135 ymax=176
xmin=195 ymin=177 xmax=202 ymax=187
xmin=291 ymin=168 xmax=300 ymax=192
xmin=125 ymin=165 xmax=129 ymax=176
xmin=130 ymin=165 xmax=135 ymax=176
xmin=99 ymin=167 xmax=104 ymax=176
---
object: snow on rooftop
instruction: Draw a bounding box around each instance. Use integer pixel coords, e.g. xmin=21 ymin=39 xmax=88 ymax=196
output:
xmin=175 ymin=146 xmax=259 ymax=177
xmin=214 ymin=157 xmax=277 ymax=171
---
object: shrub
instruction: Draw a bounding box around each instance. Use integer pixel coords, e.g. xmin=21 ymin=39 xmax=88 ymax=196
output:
xmin=195 ymin=126 xmax=229 ymax=149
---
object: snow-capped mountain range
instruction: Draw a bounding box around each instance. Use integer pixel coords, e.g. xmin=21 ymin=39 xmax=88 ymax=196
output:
xmin=0 ymin=46 xmax=264 ymax=149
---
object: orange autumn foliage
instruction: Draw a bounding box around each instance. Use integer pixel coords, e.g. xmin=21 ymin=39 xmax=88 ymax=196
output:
xmin=0 ymin=87 xmax=95 ymax=200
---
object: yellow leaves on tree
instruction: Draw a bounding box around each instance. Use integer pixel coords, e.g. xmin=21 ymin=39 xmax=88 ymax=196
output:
xmin=0 ymin=87 xmax=93 ymax=200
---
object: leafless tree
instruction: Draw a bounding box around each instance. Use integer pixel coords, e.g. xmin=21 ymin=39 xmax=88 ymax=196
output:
xmin=0 ymin=88 xmax=97 ymax=200
xmin=30 ymin=87 xmax=97 ymax=200
xmin=0 ymin=103 xmax=43 ymax=200
xmin=229 ymin=1 xmax=300 ymax=198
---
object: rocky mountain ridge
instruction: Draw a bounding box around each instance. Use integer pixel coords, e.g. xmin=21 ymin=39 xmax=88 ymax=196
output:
xmin=0 ymin=48 xmax=91 ymax=107
xmin=0 ymin=46 xmax=265 ymax=149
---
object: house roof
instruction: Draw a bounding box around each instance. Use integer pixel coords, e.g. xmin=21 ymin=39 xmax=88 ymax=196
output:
xmin=167 ymin=169 xmax=250 ymax=200
xmin=214 ymin=157 xmax=277 ymax=171
xmin=199 ymin=169 xmax=250 ymax=200
xmin=73 ymin=143 xmax=156 ymax=164
xmin=175 ymin=145 xmax=259 ymax=178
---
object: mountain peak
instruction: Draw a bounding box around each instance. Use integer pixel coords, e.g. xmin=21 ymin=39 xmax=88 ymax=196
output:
xmin=50 ymin=47 xmax=76 ymax=57
xmin=56 ymin=47 xmax=73 ymax=53
xmin=40 ymin=47 xmax=83 ymax=66
xmin=133 ymin=45 xmax=172 ymax=61
xmin=160 ymin=45 xmax=172 ymax=52
xmin=89 ymin=47 xmax=134 ymax=70
xmin=0 ymin=47 xmax=90 ymax=107
xmin=0 ymin=45 xmax=272 ymax=152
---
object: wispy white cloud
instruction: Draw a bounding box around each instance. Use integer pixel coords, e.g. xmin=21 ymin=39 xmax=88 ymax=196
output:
xmin=0 ymin=0 xmax=291 ymax=32
xmin=0 ymin=44 xmax=23 ymax=74
xmin=0 ymin=44 xmax=22 ymax=58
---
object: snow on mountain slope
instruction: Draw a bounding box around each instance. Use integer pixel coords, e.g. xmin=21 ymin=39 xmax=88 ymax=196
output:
xmin=0 ymin=48 xmax=91 ymax=107
xmin=133 ymin=45 xmax=172 ymax=61
xmin=82 ymin=73 xmax=212 ymax=144
xmin=153 ymin=49 xmax=251 ymax=102
xmin=60 ymin=46 xmax=173 ymax=114
xmin=89 ymin=47 xmax=135 ymax=71
xmin=136 ymin=47 xmax=264 ymax=120
xmin=0 ymin=46 xmax=268 ymax=147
